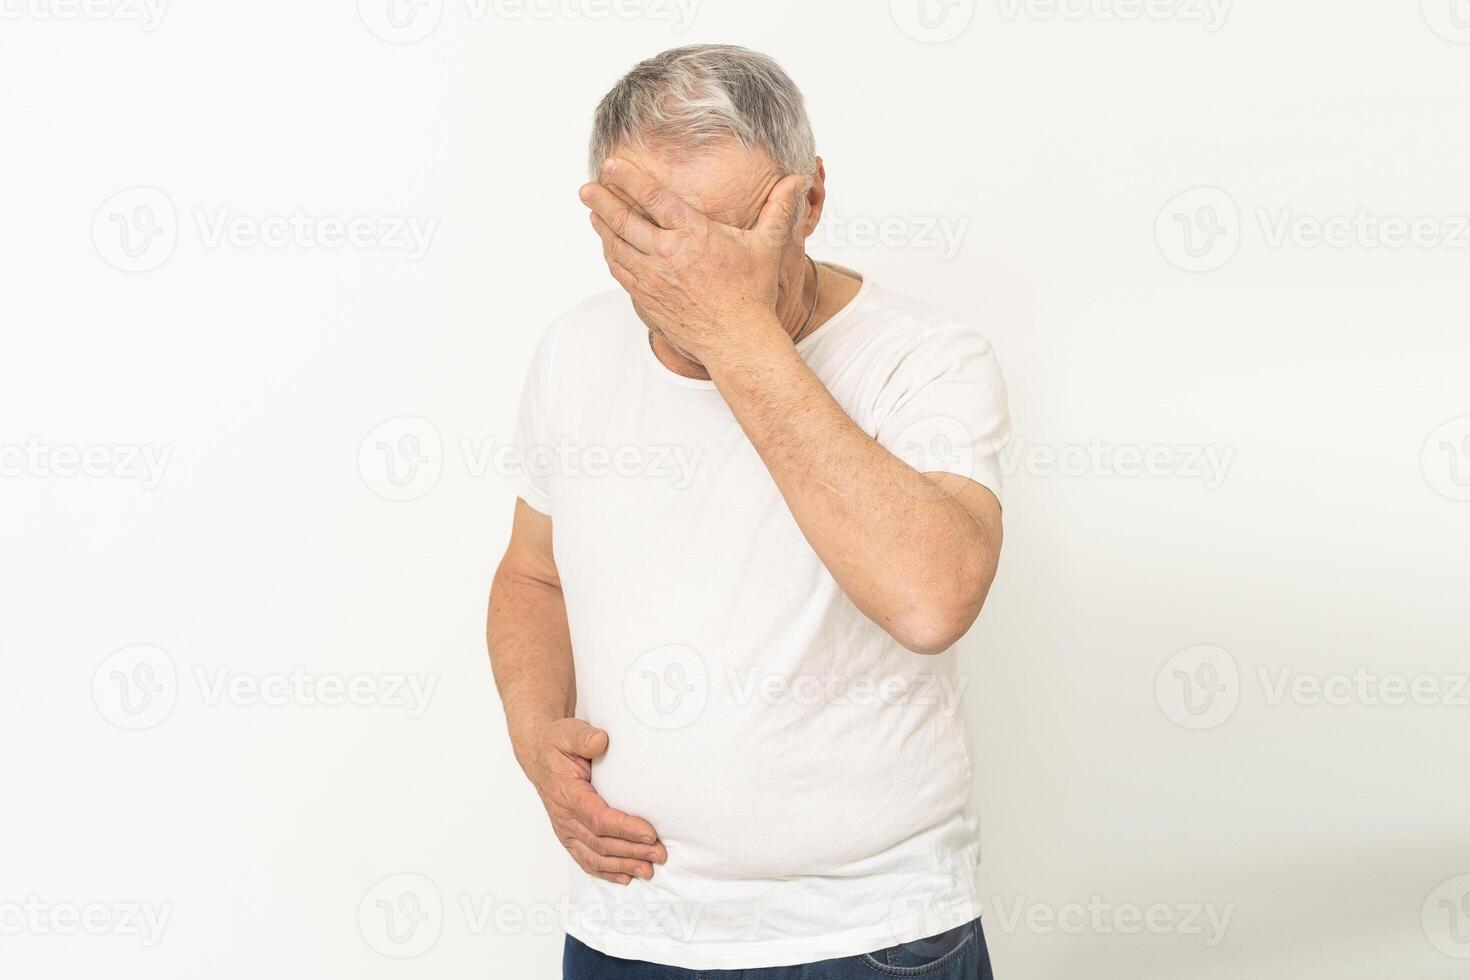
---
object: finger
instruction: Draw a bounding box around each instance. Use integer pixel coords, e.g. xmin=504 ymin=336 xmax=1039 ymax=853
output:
xmin=590 ymin=213 xmax=651 ymax=272
xmin=600 ymin=157 xmax=696 ymax=230
xmin=566 ymin=839 xmax=654 ymax=881
xmin=588 ymin=834 xmax=668 ymax=865
xmin=580 ymin=181 xmax=661 ymax=253
xmin=550 ymin=718 xmax=609 ymax=761
xmin=606 ymin=256 xmax=640 ymax=295
xmin=753 ymin=173 xmax=808 ymax=247
xmin=555 ymin=825 xmax=628 ymax=885
xmin=566 ymin=782 xmax=660 ymax=844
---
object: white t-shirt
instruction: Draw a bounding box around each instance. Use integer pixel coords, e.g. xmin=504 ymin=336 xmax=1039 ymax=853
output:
xmin=506 ymin=271 xmax=1010 ymax=970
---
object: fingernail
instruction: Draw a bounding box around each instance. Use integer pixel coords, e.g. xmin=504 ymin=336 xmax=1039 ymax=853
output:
xmin=636 ymin=867 xmax=652 ymax=880
xmin=602 ymin=158 xmax=617 ymax=172
xmin=641 ymin=835 xmax=656 ymax=844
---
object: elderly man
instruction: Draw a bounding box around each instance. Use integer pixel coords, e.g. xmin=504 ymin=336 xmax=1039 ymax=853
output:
xmin=488 ymin=44 xmax=1008 ymax=979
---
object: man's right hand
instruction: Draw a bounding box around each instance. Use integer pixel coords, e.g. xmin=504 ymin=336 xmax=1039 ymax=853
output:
xmin=520 ymin=717 xmax=667 ymax=885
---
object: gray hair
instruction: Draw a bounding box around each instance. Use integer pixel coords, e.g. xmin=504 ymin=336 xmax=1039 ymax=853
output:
xmin=588 ymin=45 xmax=817 ymax=181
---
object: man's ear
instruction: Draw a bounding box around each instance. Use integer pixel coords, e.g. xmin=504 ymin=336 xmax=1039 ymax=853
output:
xmin=799 ymin=157 xmax=827 ymax=239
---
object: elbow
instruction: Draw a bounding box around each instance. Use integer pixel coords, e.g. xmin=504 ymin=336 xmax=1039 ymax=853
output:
xmin=888 ymin=598 xmax=982 ymax=656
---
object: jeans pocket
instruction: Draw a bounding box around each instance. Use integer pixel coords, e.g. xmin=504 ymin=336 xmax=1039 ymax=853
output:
xmin=859 ymin=920 xmax=976 ymax=977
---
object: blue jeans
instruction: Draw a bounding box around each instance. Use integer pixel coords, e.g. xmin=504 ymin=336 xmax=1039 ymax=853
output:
xmin=564 ymin=918 xmax=992 ymax=979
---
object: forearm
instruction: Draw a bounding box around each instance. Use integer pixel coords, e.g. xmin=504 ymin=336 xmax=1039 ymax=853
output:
xmin=705 ymin=319 xmax=996 ymax=652
xmin=487 ymin=564 xmax=575 ymax=773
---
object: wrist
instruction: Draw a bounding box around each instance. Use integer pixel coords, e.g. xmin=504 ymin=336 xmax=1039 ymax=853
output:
xmin=507 ymin=709 xmax=561 ymax=771
xmin=700 ymin=308 xmax=790 ymax=378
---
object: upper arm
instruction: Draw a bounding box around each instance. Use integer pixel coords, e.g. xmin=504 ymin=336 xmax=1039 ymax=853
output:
xmin=498 ymin=498 xmax=559 ymax=590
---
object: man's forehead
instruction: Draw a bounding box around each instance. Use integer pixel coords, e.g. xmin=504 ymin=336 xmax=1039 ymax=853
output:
xmin=611 ymin=139 xmax=782 ymax=227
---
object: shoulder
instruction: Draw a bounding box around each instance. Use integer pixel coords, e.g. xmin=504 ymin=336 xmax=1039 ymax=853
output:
xmin=864 ymin=284 xmax=996 ymax=357
xmin=837 ymin=283 xmax=1002 ymax=385
xmin=528 ymin=289 xmax=641 ymax=377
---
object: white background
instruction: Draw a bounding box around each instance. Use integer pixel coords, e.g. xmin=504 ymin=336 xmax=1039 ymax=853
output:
xmin=3 ymin=0 xmax=1469 ymax=977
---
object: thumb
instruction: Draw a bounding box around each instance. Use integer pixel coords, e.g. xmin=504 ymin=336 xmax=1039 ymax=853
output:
xmin=561 ymin=719 xmax=609 ymax=760
xmin=754 ymin=173 xmax=808 ymax=247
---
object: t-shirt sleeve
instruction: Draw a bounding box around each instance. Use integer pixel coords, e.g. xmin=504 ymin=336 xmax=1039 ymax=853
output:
xmin=873 ymin=324 xmax=1011 ymax=505
xmin=505 ymin=319 xmax=562 ymax=516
